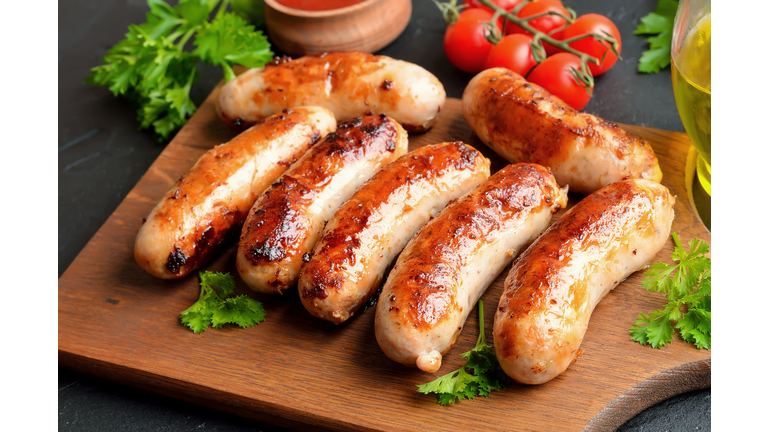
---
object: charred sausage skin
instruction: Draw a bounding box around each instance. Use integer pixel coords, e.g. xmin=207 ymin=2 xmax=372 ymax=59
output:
xmin=462 ymin=68 xmax=662 ymax=194
xmin=134 ymin=107 xmax=336 ymax=279
xmin=299 ymin=142 xmax=491 ymax=324
xmin=494 ymin=179 xmax=675 ymax=385
xmin=237 ymin=114 xmax=408 ymax=294
xmin=375 ymin=164 xmax=568 ymax=373
xmin=217 ymin=52 xmax=446 ymax=133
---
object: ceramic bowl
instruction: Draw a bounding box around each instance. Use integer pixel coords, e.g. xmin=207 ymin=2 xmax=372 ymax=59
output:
xmin=264 ymin=0 xmax=412 ymax=56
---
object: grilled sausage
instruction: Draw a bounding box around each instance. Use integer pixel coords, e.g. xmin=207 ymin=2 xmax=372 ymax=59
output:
xmin=493 ymin=179 xmax=674 ymax=385
xmin=462 ymin=68 xmax=662 ymax=194
xmin=237 ymin=114 xmax=408 ymax=294
xmin=134 ymin=107 xmax=336 ymax=279
xmin=217 ymin=52 xmax=446 ymax=133
xmin=299 ymin=142 xmax=491 ymax=324
xmin=375 ymin=164 xmax=568 ymax=373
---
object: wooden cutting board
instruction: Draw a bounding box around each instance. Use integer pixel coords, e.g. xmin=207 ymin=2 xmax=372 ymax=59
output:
xmin=58 ymin=89 xmax=711 ymax=432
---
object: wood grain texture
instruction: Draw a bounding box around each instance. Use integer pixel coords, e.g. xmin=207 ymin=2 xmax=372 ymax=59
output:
xmin=59 ymin=89 xmax=711 ymax=432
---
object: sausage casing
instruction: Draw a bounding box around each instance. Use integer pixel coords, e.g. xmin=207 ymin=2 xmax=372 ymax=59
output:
xmin=462 ymin=68 xmax=662 ymax=194
xmin=217 ymin=52 xmax=446 ymax=133
xmin=375 ymin=164 xmax=568 ymax=373
xmin=134 ymin=107 xmax=336 ymax=279
xmin=299 ymin=142 xmax=491 ymax=324
xmin=237 ymin=114 xmax=408 ymax=294
xmin=493 ymin=179 xmax=675 ymax=385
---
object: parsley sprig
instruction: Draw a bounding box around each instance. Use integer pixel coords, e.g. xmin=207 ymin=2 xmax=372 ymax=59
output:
xmin=634 ymin=0 xmax=678 ymax=73
xmin=86 ymin=0 xmax=273 ymax=141
xmin=630 ymin=233 xmax=711 ymax=349
xmin=417 ymin=300 xmax=512 ymax=405
xmin=180 ymin=271 xmax=266 ymax=333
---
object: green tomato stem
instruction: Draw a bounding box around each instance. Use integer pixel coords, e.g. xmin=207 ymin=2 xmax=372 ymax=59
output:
xmin=521 ymin=10 xmax=575 ymax=25
xmin=476 ymin=0 xmax=600 ymax=66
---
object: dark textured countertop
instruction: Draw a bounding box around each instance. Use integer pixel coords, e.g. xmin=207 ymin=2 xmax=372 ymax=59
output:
xmin=59 ymin=0 xmax=710 ymax=430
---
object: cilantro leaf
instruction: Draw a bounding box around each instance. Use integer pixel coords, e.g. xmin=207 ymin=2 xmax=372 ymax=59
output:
xmin=180 ymin=294 xmax=217 ymax=334
xmin=634 ymin=0 xmax=678 ymax=73
xmin=86 ymin=0 xmax=273 ymax=142
xmin=180 ymin=271 xmax=266 ymax=333
xmin=629 ymin=233 xmax=711 ymax=349
xmin=417 ymin=300 xmax=512 ymax=405
xmin=211 ymin=295 xmax=266 ymax=328
xmin=200 ymin=270 xmax=236 ymax=298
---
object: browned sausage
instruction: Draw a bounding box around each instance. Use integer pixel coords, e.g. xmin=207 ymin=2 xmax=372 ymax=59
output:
xmin=134 ymin=107 xmax=336 ymax=279
xmin=217 ymin=52 xmax=446 ymax=133
xmin=494 ymin=179 xmax=675 ymax=384
xmin=237 ymin=114 xmax=409 ymax=294
xmin=375 ymin=164 xmax=568 ymax=373
xmin=299 ymin=142 xmax=491 ymax=324
xmin=462 ymin=68 xmax=662 ymax=193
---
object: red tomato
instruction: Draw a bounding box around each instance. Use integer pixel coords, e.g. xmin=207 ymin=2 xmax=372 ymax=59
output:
xmin=443 ymin=9 xmax=500 ymax=73
xmin=561 ymin=14 xmax=621 ymax=76
xmin=484 ymin=34 xmax=537 ymax=76
xmin=463 ymin=0 xmax=524 ymax=36
xmin=464 ymin=0 xmax=524 ymax=12
xmin=527 ymin=53 xmax=591 ymax=110
xmin=505 ymin=0 xmax=571 ymax=54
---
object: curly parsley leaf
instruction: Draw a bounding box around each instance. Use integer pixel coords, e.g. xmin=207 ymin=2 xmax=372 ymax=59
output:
xmin=630 ymin=233 xmax=711 ymax=349
xmin=417 ymin=300 xmax=512 ymax=405
xmin=634 ymin=0 xmax=678 ymax=73
xmin=86 ymin=0 xmax=273 ymax=142
xmin=193 ymin=11 xmax=272 ymax=82
xmin=180 ymin=271 xmax=266 ymax=333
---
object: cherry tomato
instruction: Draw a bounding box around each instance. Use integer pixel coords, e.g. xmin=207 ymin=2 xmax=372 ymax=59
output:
xmin=464 ymin=0 xmax=525 ymax=29
xmin=484 ymin=34 xmax=537 ymax=76
xmin=527 ymin=53 xmax=591 ymax=110
xmin=560 ymin=14 xmax=621 ymax=76
xmin=505 ymin=0 xmax=571 ymax=55
xmin=464 ymin=0 xmax=524 ymax=12
xmin=443 ymin=9 xmax=500 ymax=73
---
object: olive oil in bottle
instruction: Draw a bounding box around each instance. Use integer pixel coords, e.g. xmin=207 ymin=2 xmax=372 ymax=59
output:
xmin=672 ymin=12 xmax=711 ymax=194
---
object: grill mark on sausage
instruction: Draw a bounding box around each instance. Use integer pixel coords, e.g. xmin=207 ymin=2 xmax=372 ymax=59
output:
xmin=241 ymin=114 xmax=401 ymax=285
xmin=300 ymin=142 xmax=487 ymax=312
xmin=148 ymin=108 xmax=319 ymax=277
xmin=166 ymin=246 xmax=188 ymax=274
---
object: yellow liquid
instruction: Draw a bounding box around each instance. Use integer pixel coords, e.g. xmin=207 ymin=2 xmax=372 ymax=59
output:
xmin=672 ymin=13 xmax=711 ymax=193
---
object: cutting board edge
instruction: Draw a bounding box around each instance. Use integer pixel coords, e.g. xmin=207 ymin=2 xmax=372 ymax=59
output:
xmin=586 ymin=358 xmax=711 ymax=432
xmin=58 ymin=348 xmax=711 ymax=432
xmin=58 ymin=349 xmax=376 ymax=432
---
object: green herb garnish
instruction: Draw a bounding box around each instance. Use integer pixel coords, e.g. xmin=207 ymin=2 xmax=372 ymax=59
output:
xmin=630 ymin=233 xmax=711 ymax=349
xmin=417 ymin=300 xmax=512 ymax=405
xmin=181 ymin=271 xmax=266 ymax=333
xmin=634 ymin=0 xmax=678 ymax=73
xmin=86 ymin=0 xmax=273 ymax=141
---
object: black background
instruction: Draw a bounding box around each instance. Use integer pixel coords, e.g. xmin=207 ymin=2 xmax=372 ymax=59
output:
xmin=59 ymin=0 xmax=710 ymax=430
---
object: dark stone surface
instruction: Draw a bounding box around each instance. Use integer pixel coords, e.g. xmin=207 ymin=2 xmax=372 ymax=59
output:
xmin=58 ymin=0 xmax=709 ymax=430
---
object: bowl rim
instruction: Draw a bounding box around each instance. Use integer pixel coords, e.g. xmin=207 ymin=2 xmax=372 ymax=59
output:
xmin=264 ymin=0 xmax=383 ymax=18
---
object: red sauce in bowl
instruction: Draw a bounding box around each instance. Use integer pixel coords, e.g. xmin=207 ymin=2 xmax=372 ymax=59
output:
xmin=276 ymin=0 xmax=368 ymax=11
